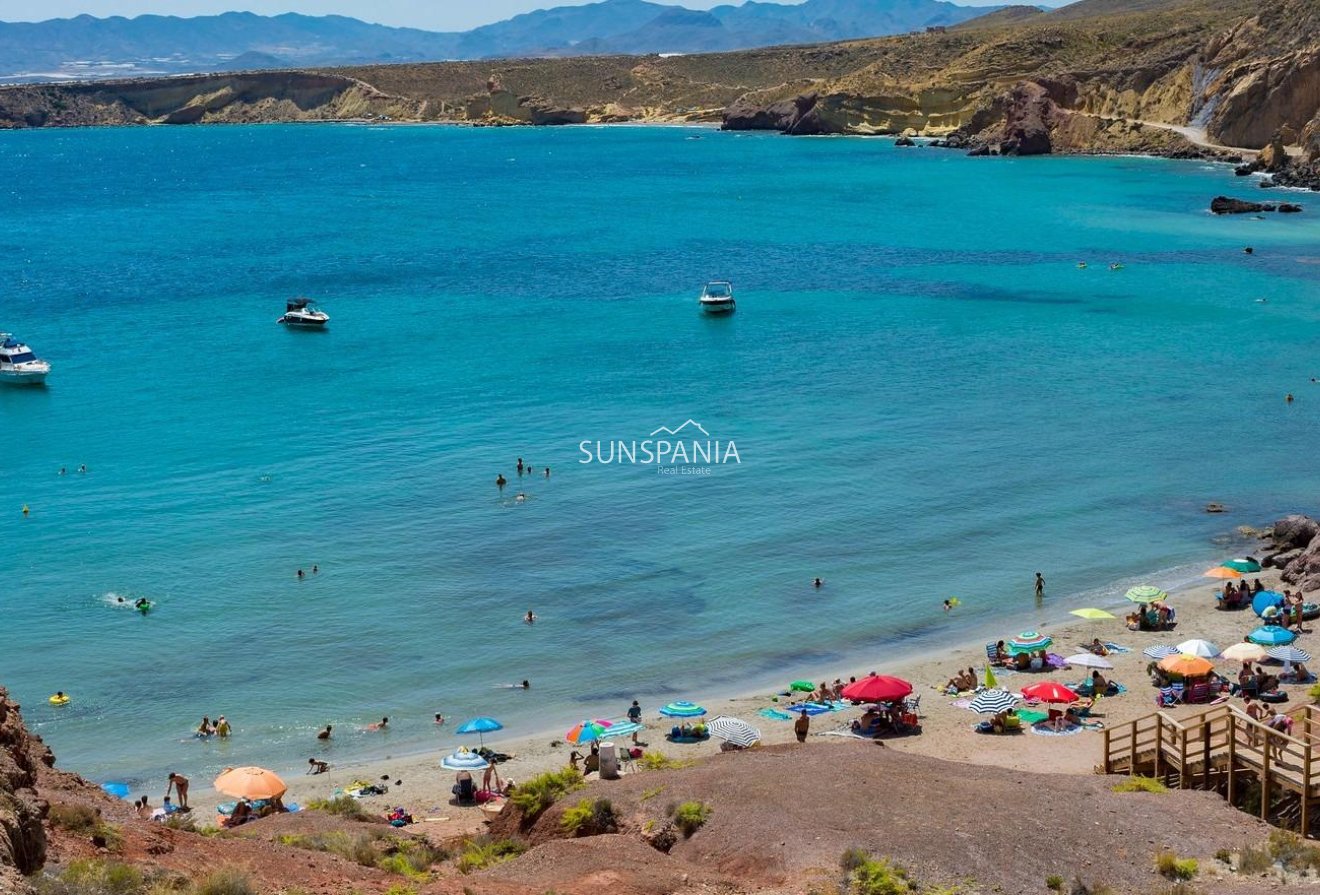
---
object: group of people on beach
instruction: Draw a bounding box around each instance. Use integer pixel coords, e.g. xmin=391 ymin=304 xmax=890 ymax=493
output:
xmin=1125 ymin=601 xmax=1175 ymax=632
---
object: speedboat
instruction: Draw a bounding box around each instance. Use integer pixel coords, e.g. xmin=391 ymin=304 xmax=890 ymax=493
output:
xmin=0 ymin=333 xmax=51 ymax=384
xmin=277 ymin=298 xmax=330 ymax=328
xmin=699 ymin=281 xmax=735 ymax=315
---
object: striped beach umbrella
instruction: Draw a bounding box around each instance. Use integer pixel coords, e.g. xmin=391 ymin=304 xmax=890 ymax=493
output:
xmin=565 ymin=720 xmax=612 ymax=745
xmin=598 ymin=720 xmax=644 ymax=739
xmin=659 ymin=701 xmax=706 ymax=718
xmin=706 ymin=716 xmax=761 ymax=747
xmin=1267 ymin=646 xmax=1312 ymax=664
xmin=1125 ymin=585 xmax=1168 ymax=603
xmin=1142 ymin=645 xmax=1178 ymax=660
xmin=440 ymin=748 xmax=489 ymax=771
xmin=1248 ymin=626 xmax=1298 ymax=647
xmin=1175 ymin=639 xmax=1220 ymax=658
xmin=1008 ymin=631 xmax=1053 ymax=654
xmin=968 ymin=690 xmax=1019 ymax=715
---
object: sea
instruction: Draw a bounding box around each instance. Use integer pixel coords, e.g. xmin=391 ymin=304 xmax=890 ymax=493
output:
xmin=2 ymin=123 xmax=1319 ymax=790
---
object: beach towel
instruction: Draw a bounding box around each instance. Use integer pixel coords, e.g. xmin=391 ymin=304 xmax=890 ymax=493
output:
xmin=1046 ymin=653 xmax=1068 ymax=669
xmin=785 ymin=702 xmax=835 ymax=716
xmin=1016 ymin=710 xmax=1048 ymax=724
xmin=950 ymin=698 xmax=973 ymax=709
xmin=1104 ymin=643 xmax=1131 ymax=653
xmin=758 ymin=708 xmax=792 ymax=721
xmin=1030 ymin=722 xmax=1083 ymax=737
xmin=820 ymin=730 xmax=874 ymax=740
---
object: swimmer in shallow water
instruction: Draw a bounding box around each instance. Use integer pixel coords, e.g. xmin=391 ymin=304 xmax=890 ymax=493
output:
xmin=525 ymin=610 xmax=536 ymax=624
xmin=515 ymin=493 xmax=526 ymax=503
xmin=365 ymin=717 xmax=388 ymax=731
xmin=813 ymin=577 xmax=823 ymax=588
xmin=434 ymin=713 xmax=445 ymax=725
xmin=496 ymin=474 xmax=507 ymax=489
xmin=307 ymin=758 xmax=329 ymax=774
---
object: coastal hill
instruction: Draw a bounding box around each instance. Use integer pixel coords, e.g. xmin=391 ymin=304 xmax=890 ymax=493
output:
xmin=0 ymin=1 xmax=1022 ymax=83
xmin=0 ymin=685 xmax=1292 ymax=895
xmin=4 ymin=0 xmax=1320 ymax=177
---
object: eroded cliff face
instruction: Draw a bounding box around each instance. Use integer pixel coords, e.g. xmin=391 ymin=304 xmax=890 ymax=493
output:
xmin=0 ymin=689 xmax=53 ymax=895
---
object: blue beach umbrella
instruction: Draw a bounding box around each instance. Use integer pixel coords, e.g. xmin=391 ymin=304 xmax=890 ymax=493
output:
xmin=1252 ymin=591 xmax=1287 ymax=618
xmin=455 ymin=716 xmax=503 ymax=747
xmin=100 ymin=782 xmax=130 ymax=799
xmin=1247 ymin=626 xmax=1297 ymax=647
xmin=440 ymin=748 xmax=489 ymax=771
xmin=658 ymin=701 xmax=706 ymax=718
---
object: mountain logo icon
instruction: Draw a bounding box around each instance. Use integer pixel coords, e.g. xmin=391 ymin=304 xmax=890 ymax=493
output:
xmin=649 ymin=419 xmax=710 ymax=437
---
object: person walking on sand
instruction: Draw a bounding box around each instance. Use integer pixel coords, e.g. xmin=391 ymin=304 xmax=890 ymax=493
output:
xmin=166 ymin=772 xmax=189 ymax=809
xmin=1034 ymin=572 xmax=1045 ymax=599
xmin=627 ymin=699 xmax=643 ymax=744
xmin=317 ymin=724 xmax=333 ymax=740
xmin=794 ymin=709 xmax=810 ymax=743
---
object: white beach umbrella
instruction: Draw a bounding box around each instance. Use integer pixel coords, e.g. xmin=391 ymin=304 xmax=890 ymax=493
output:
xmin=1142 ymin=645 xmax=1178 ymax=660
xmin=706 ymin=716 xmax=761 ymax=747
xmin=968 ymin=690 xmax=1020 ymax=715
xmin=1267 ymin=646 xmax=1312 ymax=664
xmin=1175 ymin=639 xmax=1221 ymax=658
xmin=1065 ymin=653 xmax=1114 ymax=670
xmin=1221 ymin=643 xmax=1267 ymax=663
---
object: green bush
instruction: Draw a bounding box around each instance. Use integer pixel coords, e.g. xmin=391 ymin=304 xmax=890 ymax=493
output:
xmin=840 ymin=848 xmax=870 ymax=873
xmin=1110 ymin=776 xmax=1167 ymax=794
xmin=278 ymin=830 xmax=380 ymax=867
xmin=1235 ymin=846 xmax=1273 ymax=874
xmin=509 ymin=767 xmax=584 ymax=819
xmin=849 ymin=857 xmax=913 ymax=895
xmin=639 ymin=786 xmax=664 ymax=802
xmin=38 ymin=860 xmax=145 ymax=895
xmin=1154 ymin=851 xmax=1198 ymax=881
xmin=639 ymin=753 xmax=694 ymax=771
xmin=306 ymin=795 xmax=373 ymax=820
xmin=455 ymin=837 xmax=527 ymax=874
xmin=559 ymin=798 xmax=618 ymax=836
xmin=47 ymin=804 xmax=122 ymax=851
xmin=195 ymin=870 xmax=254 ymax=895
xmin=1267 ymin=829 xmax=1320 ymax=871
xmin=382 ymin=886 xmax=415 ymax=895
xmin=1045 ymin=875 xmax=1063 ymax=891
xmin=377 ymin=837 xmax=448 ymax=878
xmin=671 ymin=801 xmax=711 ymax=837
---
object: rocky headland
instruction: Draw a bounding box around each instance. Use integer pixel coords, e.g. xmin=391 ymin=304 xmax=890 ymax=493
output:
xmin=2 ymin=0 xmax=1320 ymax=170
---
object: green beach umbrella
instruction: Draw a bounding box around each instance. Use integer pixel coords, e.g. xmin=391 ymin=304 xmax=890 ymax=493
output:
xmin=789 ymin=680 xmax=815 ymax=692
xmin=1124 ymin=585 xmax=1168 ymax=604
xmin=1223 ymin=558 xmax=1262 ymax=573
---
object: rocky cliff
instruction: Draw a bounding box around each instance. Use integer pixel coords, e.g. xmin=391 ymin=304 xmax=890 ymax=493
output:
xmin=0 ymin=689 xmax=52 ymax=895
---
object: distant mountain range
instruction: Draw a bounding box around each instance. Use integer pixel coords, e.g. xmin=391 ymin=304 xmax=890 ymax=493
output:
xmin=0 ymin=0 xmax=1037 ymax=82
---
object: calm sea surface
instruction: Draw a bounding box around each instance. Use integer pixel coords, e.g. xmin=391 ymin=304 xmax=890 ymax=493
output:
xmin=2 ymin=123 xmax=1319 ymax=787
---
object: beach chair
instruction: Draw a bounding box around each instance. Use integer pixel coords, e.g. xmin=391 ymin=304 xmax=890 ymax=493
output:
xmin=1187 ymin=681 xmax=1212 ymax=704
xmin=903 ymin=695 xmax=921 ymax=716
xmin=452 ymin=777 xmax=477 ymax=805
xmin=1156 ymin=686 xmax=1178 ymax=707
xmin=1171 ymin=682 xmax=1185 ymax=703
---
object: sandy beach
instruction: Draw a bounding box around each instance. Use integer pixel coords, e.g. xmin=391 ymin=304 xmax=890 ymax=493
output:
xmin=180 ymin=554 xmax=1307 ymax=841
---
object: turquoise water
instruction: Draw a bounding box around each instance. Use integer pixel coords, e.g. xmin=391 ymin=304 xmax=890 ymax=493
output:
xmin=3 ymin=124 xmax=1320 ymax=788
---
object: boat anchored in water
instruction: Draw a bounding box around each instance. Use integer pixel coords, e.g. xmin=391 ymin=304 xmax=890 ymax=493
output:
xmin=0 ymin=333 xmax=51 ymax=384
xmin=277 ymin=298 xmax=330 ymax=328
xmin=699 ymin=281 xmax=735 ymax=315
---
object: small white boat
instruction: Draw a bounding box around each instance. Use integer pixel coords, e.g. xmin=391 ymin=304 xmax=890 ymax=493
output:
xmin=277 ymin=298 xmax=330 ymax=328
xmin=699 ymin=281 xmax=735 ymax=315
xmin=0 ymin=333 xmax=51 ymax=384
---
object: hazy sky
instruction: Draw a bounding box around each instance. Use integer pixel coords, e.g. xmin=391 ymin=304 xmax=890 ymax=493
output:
xmin=0 ymin=0 xmax=1046 ymax=32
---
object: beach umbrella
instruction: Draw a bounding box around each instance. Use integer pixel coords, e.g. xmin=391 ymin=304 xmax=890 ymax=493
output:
xmin=984 ymin=666 xmax=998 ymax=689
xmin=1221 ymin=642 xmax=1267 ymax=663
xmin=440 ymin=748 xmax=489 ymax=771
xmin=706 ymin=716 xmax=761 ymax=747
xmin=565 ymin=720 xmax=612 ymax=745
xmin=598 ymin=720 xmax=644 ymax=739
xmin=1223 ymin=558 xmax=1262 ymax=573
xmin=1267 ymin=646 xmax=1312 ymax=664
xmin=1070 ymin=608 xmax=1116 ymax=620
xmin=1253 ymin=591 xmax=1287 ymax=618
xmin=1020 ymin=682 xmax=1080 ymax=704
xmin=213 ymin=766 xmax=287 ymax=801
xmin=1007 ymin=631 xmax=1052 ymax=654
xmin=969 ymin=690 xmax=1020 ymax=715
xmin=1158 ymin=654 xmax=1214 ymax=677
xmin=455 ymin=716 xmax=504 ymax=747
xmin=1142 ymin=645 xmax=1178 ymax=660
xmin=841 ymin=674 xmax=913 ymax=703
xmin=1125 ymin=585 xmax=1168 ymax=604
xmin=1065 ymin=653 xmax=1114 ymax=669
xmin=658 ymin=701 xmax=706 ymax=718
xmin=1248 ymin=626 xmax=1298 ymax=647
xmin=1204 ymin=566 xmax=1243 ymax=580
xmin=789 ymin=680 xmax=815 ymax=692
xmin=1175 ymin=639 xmax=1220 ymax=658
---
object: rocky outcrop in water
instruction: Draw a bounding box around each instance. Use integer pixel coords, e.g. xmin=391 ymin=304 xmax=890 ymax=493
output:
xmin=0 ymin=689 xmax=52 ymax=894
xmin=1210 ymin=196 xmax=1302 ymax=213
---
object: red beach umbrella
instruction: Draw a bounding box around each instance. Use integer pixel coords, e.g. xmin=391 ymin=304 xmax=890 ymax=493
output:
xmin=841 ymin=674 xmax=913 ymax=703
xmin=1020 ymin=682 xmax=1080 ymax=704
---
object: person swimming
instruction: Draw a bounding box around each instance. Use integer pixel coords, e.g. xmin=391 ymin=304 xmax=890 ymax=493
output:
xmin=522 ymin=680 xmax=530 ymax=689
xmin=515 ymin=493 xmax=527 ymax=503
xmin=434 ymin=713 xmax=445 ymax=725
xmin=525 ymin=610 xmax=536 ymax=624
xmin=297 ymin=569 xmax=305 ymax=580
xmin=496 ymin=474 xmax=507 ymax=489
xmin=813 ymin=577 xmax=823 ymax=588
xmin=365 ymin=717 xmax=388 ymax=731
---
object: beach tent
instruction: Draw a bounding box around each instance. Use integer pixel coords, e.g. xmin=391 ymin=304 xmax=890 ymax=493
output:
xmin=214 ymin=766 xmax=287 ymax=801
xmin=1125 ymin=585 xmax=1168 ymax=603
xmin=1252 ymin=591 xmax=1287 ymax=618
xmin=841 ymin=674 xmax=912 ymax=703
xmin=440 ymin=748 xmax=489 ymax=771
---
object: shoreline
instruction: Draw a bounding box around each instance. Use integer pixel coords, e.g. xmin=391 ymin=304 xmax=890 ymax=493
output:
xmin=166 ymin=526 xmax=1283 ymax=821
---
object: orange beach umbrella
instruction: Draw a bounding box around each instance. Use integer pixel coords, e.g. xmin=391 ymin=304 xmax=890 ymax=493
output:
xmin=1157 ymin=654 xmax=1214 ymax=677
xmin=213 ymin=766 xmax=287 ymax=801
xmin=1204 ymin=566 xmax=1243 ymax=580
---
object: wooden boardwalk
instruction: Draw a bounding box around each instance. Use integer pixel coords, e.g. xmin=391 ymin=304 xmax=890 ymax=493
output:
xmin=1102 ymin=703 xmax=1320 ymax=836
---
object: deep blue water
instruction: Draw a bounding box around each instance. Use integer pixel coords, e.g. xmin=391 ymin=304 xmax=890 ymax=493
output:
xmin=2 ymin=123 xmax=1319 ymax=787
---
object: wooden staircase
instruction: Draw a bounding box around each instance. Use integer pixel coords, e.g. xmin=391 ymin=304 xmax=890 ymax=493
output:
xmin=1102 ymin=703 xmax=1320 ymax=836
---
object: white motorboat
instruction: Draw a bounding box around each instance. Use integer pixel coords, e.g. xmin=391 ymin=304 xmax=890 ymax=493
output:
xmin=0 ymin=333 xmax=51 ymax=384
xmin=277 ymin=298 xmax=330 ymax=328
xmin=699 ymin=281 xmax=735 ymax=315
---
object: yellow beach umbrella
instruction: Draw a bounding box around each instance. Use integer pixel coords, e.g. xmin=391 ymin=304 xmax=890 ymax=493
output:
xmin=1204 ymin=566 xmax=1243 ymax=580
xmin=1070 ymin=608 xmax=1116 ymax=620
xmin=984 ymin=666 xmax=998 ymax=689
xmin=213 ymin=766 xmax=287 ymax=801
